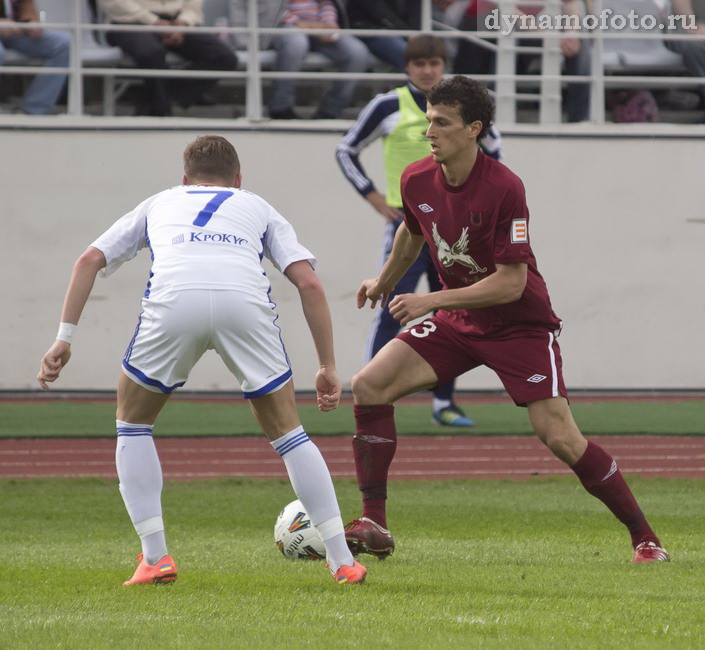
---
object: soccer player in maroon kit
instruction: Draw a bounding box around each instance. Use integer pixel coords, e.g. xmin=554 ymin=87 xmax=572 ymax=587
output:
xmin=344 ymin=76 xmax=669 ymax=564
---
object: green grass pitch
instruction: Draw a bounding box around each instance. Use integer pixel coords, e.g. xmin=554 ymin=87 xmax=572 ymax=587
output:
xmin=1 ymin=477 xmax=704 ymax=648
xmin=1 ymin=399 xmax=704 ymax=437
xmin=1 ymin=399 xmax=703 ymax=647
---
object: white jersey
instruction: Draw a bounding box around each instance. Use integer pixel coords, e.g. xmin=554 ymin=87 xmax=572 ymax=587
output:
xmin=91 ymin=185 xmax=315 ymax=300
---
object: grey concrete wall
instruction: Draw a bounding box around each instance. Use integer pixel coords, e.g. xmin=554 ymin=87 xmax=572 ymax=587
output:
xmin=2 ymin=129 xmax=703 ymax=391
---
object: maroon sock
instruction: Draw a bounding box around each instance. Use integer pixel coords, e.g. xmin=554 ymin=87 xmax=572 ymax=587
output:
xmin=352 ymin=404 xmax=397 ymax=529
xmin=571 ymin=440 xmax=660 ymax=548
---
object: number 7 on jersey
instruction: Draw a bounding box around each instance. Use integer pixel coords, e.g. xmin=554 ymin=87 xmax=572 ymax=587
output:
xmin=187 ymin=190 xmax=234 ymax=227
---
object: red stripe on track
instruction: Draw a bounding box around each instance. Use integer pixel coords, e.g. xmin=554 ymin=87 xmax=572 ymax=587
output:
xmin=1 ymin=435 xmax=704 ymax=480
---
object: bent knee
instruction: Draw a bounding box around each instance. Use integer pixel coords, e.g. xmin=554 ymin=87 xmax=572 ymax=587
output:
xmin=351 ymin=369 xmax=387 ymax=404
xmin=536 ymin=424 xmax=586 ymax=465
xmin=275 ymin=33 xmax=309 ymax=57
xmin=537 ymin=428 xmax=569 ymax=452
xmin=351 ymin=370 xmax=372 ymax=403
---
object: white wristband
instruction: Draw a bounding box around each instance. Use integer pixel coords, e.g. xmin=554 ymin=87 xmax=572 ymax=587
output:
xmin=56 ymin=322 xmax=76 ymax=344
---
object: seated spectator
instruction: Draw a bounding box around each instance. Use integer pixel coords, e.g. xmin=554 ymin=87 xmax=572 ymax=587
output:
xmin=269 ymin=0 xmax=371 ymax=119
xmin=229 ymin=0 xmax=287 ymax=51
xmin=666 ymin=0 xmax=705 ymax=115
xmin=601 ymin=0 xmax=680 ymax=122
xmin=433 ymin=0 xmax=461 ymax=10
xmin=346 ymin=0 xmax=421 ymax=72
xmin=98 ymin=0 xmax=238 ymax=116
xmin=0 ymin=0 xmax=70 ymax=115
xmin=432 ymin=0 xmax=466 ymax=61
xmin=454 ymin=0 xmax=591 ymax=122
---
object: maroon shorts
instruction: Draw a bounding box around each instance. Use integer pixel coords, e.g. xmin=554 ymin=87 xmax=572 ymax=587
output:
xmin=396 ymin=316 xmax=568 ymax=406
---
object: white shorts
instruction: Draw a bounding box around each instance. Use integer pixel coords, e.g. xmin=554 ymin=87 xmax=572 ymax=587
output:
xmin=122 ymin=289 xmax=292 ymax=398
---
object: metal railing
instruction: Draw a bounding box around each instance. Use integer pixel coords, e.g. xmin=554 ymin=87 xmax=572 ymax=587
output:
xmin=1 ymin=0 xmax=703 ymax=124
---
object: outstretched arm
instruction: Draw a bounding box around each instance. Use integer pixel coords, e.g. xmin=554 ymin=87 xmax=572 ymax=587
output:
xmin=357 ymin=222 xmax=425 ymax=310
xmin=37 ymin=246 xmax=106 ymax=389
xmin=284 ymin=260 xmax=341 ymax=412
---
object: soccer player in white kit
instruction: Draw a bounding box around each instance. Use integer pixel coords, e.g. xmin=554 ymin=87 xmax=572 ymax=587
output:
xmin=37 ymin=135 xmax=367 ymax=586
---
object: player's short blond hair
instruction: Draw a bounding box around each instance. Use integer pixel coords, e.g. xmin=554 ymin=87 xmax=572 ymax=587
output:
xmin=183 ymin=135 xmax=240 ymax=182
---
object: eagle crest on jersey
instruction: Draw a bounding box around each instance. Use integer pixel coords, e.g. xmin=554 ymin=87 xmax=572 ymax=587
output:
xmin=432 ymin=223 xmax=487 ymax=274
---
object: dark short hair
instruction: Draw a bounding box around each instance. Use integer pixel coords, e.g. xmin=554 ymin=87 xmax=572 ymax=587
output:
xmin=404 ymin=34 xmax=447 ymax=65
xmin=425 ymin=76 xmax=494 ymax=140
xmin=183 ymin=135 xmax=240 ymax=183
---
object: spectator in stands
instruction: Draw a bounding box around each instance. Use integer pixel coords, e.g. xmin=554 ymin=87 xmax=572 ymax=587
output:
xmin=429 ymin=1 xmax=465 ymax=63
xmin=432 ymin=2 xmax=464 ymax=27
xmin=666 ymin=0 xmax=705 ymax=113
xmin=98 ymin=0 xmax=238 ymax=116
xmin=229 ymin=0 xmax=287 ymax=51
xmin=0 ymin=0 xmax=70 ymax=114
xmin=452 ymin=1 xmax=494 ymax=79
xmin=431 ymin=0 xmax=463 ymax=27
xmin=269 ymin=0 xmax=371 ymax=119
xmin=346 ymin=0 xmax=421 ymax=71
xmin=454 ymin=0 xmax=591 ymax=122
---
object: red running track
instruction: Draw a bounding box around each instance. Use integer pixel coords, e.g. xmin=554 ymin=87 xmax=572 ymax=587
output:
xmin=1 ymin=435 xmax=704 ymax=480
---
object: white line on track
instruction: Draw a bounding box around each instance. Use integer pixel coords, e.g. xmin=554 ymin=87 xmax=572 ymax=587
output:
xmin=2 ymin=436 xmax=703 ymax=479
xmin=3 ymin=466 xmax=704 ymax=480
xmin=1 ymin=454 xmax=702 ymax=466
xmin=2 ymin=444 xmax=704 ymax=458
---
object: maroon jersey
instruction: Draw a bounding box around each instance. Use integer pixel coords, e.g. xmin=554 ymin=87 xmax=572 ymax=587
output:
xmin=401 ymin=152 xmax=561 ymax=338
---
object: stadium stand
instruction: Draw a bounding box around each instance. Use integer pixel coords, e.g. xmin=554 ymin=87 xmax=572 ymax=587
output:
xmin=227 ymin=0 xmax=337 ymax=71
xmin=1 ymin=0 xmax=704 ymax=122
xmin=599 ymin=0 xmax=705 ymax=121
xmin=7 ymin=1 xmax=125 ymax=67
xmin=2 ymin=0 xmax=364 ymax=115
xmin=602 ymin=0 xmax=685 ymax=73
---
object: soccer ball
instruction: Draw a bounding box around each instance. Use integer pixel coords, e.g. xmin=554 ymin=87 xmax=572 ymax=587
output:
xmin=274 ymin=499 xmax=326 ymax=560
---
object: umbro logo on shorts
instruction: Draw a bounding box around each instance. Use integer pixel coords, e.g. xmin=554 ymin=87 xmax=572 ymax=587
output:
xmin=527 ymin=374 xmax=547 ymax=383
xmin=418 ymin=203 xmax=434 ymax=213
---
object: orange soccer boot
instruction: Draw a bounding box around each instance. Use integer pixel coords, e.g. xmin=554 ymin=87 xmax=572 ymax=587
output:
xmin=123 ymin=553 xmax=178 ymax=585
xmin=329 ymin=559 xmax=367 ymax=585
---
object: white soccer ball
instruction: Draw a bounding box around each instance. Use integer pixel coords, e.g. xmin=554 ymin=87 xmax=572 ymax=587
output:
xmin=274 ymin=499 xmax=326 ymax=560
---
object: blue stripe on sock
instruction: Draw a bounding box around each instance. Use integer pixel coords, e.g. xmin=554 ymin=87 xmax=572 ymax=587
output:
xmin=117 ymin=426 xmax=153 ymax=437
xmin=274 ymin=432 xmax=310 ymax=457
xmin=275 ymin=432 xmax=308 ymax=453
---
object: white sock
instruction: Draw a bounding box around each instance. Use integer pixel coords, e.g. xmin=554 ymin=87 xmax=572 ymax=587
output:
xmin=315 ymin=518 xmax=354 ymax=573
xmin=115 ymin=420 xmax=168 ymax=565
xmin=433 ymin=398 xmax=452 ymax=412
xmin=271 ymin=426 xmax=354 ymax=572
